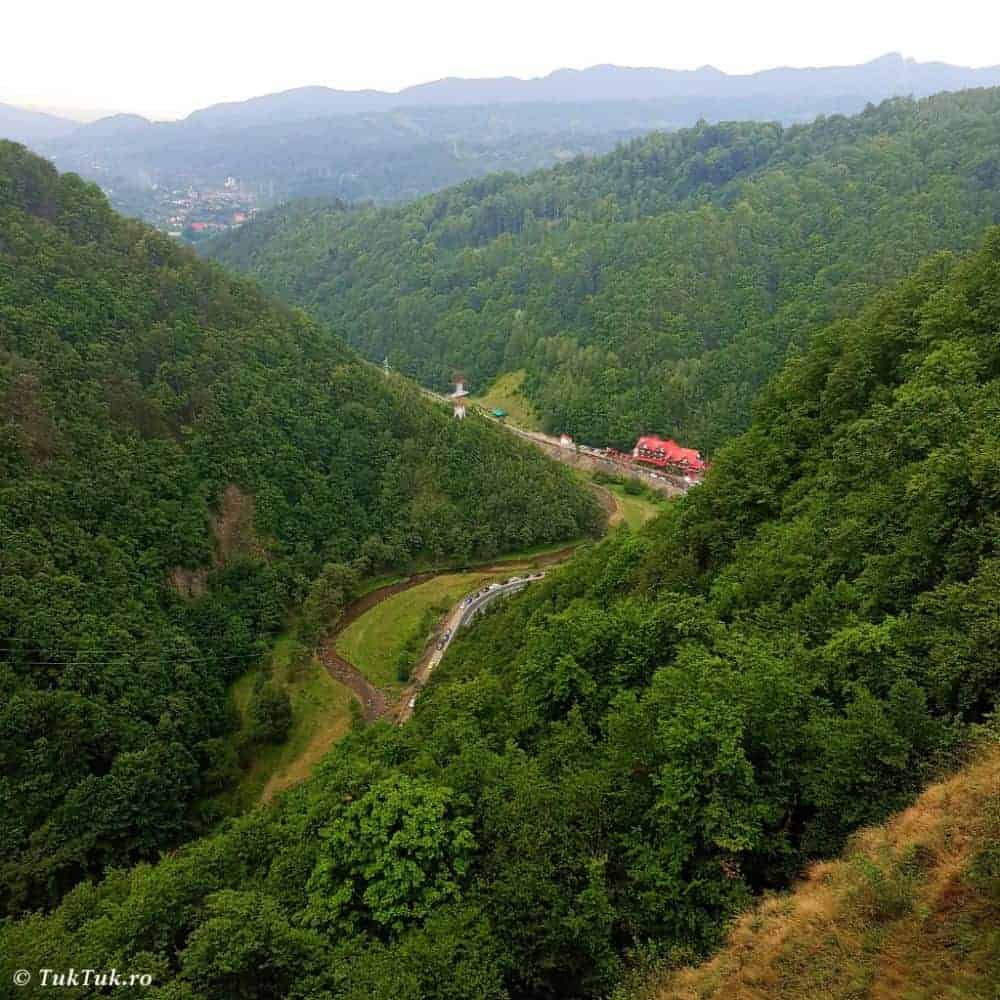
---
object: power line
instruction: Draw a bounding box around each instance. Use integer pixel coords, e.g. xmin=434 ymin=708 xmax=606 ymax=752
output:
xmin=0 ymin=644 xmax=263 ymax=663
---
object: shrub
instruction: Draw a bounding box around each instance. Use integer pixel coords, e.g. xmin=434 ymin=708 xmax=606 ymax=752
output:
xmin=248 ymin=678 xmax=293 ymax=744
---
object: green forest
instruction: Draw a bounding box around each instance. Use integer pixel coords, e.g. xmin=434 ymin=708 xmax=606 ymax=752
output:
xmin=210 ymin=88 xmax=1000 ymax=453
xmin=6 ymin=134 xmax=1000 ymax=994
xmin=0 ymin=141 xmax=601 ymax=920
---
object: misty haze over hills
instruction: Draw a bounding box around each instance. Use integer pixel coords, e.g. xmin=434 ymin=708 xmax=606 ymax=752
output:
xmin=184 ymin=51 xmax=1000 ymax=127
xmin=5 ymin=52 xmax=1000 ymax=229
xmin=0 ymin=102 xmax=79 ymax=145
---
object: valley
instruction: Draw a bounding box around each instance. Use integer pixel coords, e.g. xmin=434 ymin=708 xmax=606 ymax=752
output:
xmin=4 ymin=31 xmax=1000 ymax=1000
xmin=211 ymin=86 xmax=1000 ymax=453
xmin=0 ymin=138 xmax=603 ymax=921
xmin=231 ymin=472 xmax=664 ymax=803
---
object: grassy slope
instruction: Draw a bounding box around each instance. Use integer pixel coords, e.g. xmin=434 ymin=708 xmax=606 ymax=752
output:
xmin=469 ymin=370 xmax=542 ymax=431
xmin=226 ymin=636 xmax=354 ymax=808
xmin=606 ymin=483 xmax=665 ymax=531
xmin=335 ymin=572 xmax=500 ymax=690
xmin=651 ymin=738 xmax=1000 ymax=1000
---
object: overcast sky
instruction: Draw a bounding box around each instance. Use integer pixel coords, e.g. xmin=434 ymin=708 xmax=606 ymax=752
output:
xmin=5 ymin=0 xmax=1000 ymax=119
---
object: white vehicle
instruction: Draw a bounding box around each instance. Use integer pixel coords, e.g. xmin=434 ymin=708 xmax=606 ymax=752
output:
xmin=408 ymin=696 xmax=416 ymax=708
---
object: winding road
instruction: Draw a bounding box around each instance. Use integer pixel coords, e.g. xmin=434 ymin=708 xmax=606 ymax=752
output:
xmin=393 ymin=574 xmax=543 ymax=722
xmin=314 ymin=383 xmax=693 ymax=727
xmin=316 ymin=563 xmax=555 ymax=725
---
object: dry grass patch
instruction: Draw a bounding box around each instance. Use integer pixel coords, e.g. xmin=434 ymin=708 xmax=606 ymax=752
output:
xmin=656 ymin=739 xmax=1000 ymax=1000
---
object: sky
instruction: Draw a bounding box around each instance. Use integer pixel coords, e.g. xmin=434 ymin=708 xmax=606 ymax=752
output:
xmin=5 ymin=0 xmax=1000 ymax=119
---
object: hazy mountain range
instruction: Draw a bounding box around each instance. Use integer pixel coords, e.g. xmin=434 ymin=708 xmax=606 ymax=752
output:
xmin=183 ymin=52 xmax=1000 ymax=127
xmin=0 ymin=102 xmax=79 ymax=145
xmin=5 ymin=52 xmax=1000 ymax=226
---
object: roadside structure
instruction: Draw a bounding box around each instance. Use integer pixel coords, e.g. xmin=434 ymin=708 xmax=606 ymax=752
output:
xmin=632 ymin=434 xmax=707 ymax=477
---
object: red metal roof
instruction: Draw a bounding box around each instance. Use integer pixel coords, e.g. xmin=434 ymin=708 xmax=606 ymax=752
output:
xmin=634 ymin=435 xmax=706 ymax=472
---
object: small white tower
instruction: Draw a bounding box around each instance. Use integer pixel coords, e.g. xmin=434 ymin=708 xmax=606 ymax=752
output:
xmin=450 ymin=370 xmax=469 ymax=419
xmin=382 ymin=356 xmax=391 ymax=376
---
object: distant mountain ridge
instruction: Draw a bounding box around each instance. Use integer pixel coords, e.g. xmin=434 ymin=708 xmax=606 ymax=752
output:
xmin=11 ymin=52 xmax=1000 ymax=230
xmin=0 ymin=102 xmax=78 ymax=145
xmin=185 ymin=53 xmax=1000 ymax=127
xmin=8 ymin=53 xmax=1000 ymax=139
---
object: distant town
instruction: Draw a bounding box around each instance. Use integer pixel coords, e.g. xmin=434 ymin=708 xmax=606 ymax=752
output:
xmin=151 ymin=177 xmax=257 ymax=242
xmin=97 ymin=174 xmax=258 ymax=242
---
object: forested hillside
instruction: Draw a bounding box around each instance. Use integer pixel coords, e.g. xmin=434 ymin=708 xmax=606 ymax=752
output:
xmin=8 ymin=220 xmax=1000 ymax=998
xmin=211 ymin=88 xmax=1000 ymax=452
xmin=0 ymin=142 xmax=601 ymax=917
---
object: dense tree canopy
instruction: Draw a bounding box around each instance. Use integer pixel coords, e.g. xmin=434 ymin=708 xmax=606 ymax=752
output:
xmin=211 ymin=88 xmax=1000 ymax=453
xmin=0 ymin=141 xmax=601 ymax=916
xmin=8 ymin=208 xmax=1000 ymax=996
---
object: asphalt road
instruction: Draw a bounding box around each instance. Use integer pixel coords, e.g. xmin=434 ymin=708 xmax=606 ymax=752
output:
xmin=456 ymin=576 xmax=539 ymax=627
xmin=394 ymin=574 xmax=544 ymax=722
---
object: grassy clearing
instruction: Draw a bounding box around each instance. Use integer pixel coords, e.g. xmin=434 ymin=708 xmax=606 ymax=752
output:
xmin=469 ymin=369 xmax=542 ymax=430
xmin=226 ymin=635 xmax=355 ymax=809
xmin=648 ymin=738 xmax=1000 ymax=1000
xmin=212 ymin=537 xmax=586 ymax=812
xmin=336 ymin=572 xmax=499 ymax=690
xmin=607 ymin=483 xmax=665 ymax=531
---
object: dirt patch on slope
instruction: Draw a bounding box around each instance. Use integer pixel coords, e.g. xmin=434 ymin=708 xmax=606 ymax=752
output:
xmin=167 ymin=566 xmax=209 ymax=599
xmin=2 ymin=371 xmax=58 ymax=465
xmin=590 ymin=483 xmax=622 ymax=525
xmin=211 ymin=484 xmax=265 ymax=563
xmin=316 ymin=645 xmax=388 ymax=723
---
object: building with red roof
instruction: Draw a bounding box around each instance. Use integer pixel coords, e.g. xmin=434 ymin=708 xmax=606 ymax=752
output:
xmin=632 ymin=435 xmax=707 ymax=475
